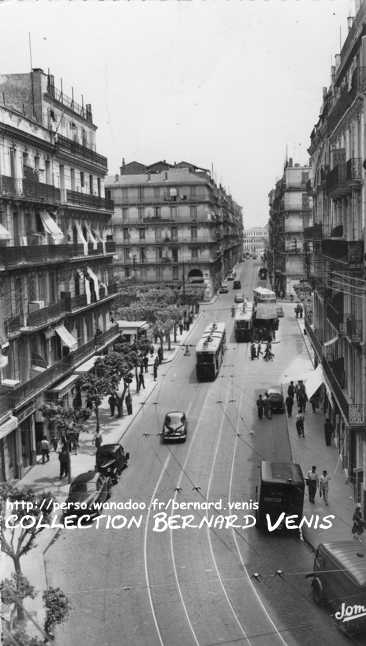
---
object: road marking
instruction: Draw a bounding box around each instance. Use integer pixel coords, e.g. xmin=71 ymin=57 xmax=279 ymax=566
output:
xmin=143 ymin=453 xmax=171 ymax=646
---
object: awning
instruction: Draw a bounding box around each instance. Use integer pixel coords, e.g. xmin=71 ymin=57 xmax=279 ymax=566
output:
xmin=0 ymin=223 xmax=11 ymax=240
xmin=0 ymin=415 xmax=18 ymax=441
xmin=305 ymin=365 xmax=324 ymax=399
xmin=31 ymin=352 xmax=48 ymax=368
xmin=49 ymin=374 xmax=80 ymax=395
xmin=75 ymin=222 xmax=88 ymax=254
xmin=87 ymin=266 xmax=100 ymax=300
xmin=55 ymin=325 xmax=78 ymax=351
xmin=84 ymin=276 xmax=91 ymax=304
xmin=40 ymin=212 xmax=64 ymax=243
xmin=74 ymin=355 xmax=100 ymax=374
xmin=0 ymin=354 xmax=8 ymax=369
xmin=255 ymin=303 xmax=278 ymax=320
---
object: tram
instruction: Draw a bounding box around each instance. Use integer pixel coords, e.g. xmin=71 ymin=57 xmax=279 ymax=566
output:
xmin=234 ymin=302 xmax=254 ymax=342
xmin=256 ymin=461 xmax=305 ymax=532
xmin=253 ymin=287 xmax=276 ymax=304
xmin=195 ymin=322 xmax=226 ymax=381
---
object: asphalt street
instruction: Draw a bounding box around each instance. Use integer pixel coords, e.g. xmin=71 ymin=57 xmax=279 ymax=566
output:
xmin=47 ymin=260 xmax=363 ymax=646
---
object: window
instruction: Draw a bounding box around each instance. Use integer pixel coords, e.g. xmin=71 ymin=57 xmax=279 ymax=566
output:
xmin=155 ymin=229 xmax=161 ymax=241
xmin=80 ymin=171 xmax=85 ymax=188
xmin=124 ymin=249 xmax=130 ymax=263
xmin=138 ymin=207 xmax=144 ymax=223
xmin=70 ymin=168 xmax=75 ymax=191
xmin=140 ymin=248 xmax=145 ymax=263
xmin=45 ymin=160 xmax=51 ymax=184
xmin=89 ymin=175 xmax=93 ymax=194
xmin=190 ymin=186 xmax=197 ymax=198
xmin=191 ymin=248 xmax=198 ymax=259
xmin=154 ymin=207 xmax=160 ymax=218
xmin=171 ymin=227 xmax=177 ymax=240
xmin=123 ymin=228 xmax=129 ymax=241
xmin=139 ymin=228 xmax=145 ymax=240
xmin=154 ymin=187 xmax=160 ymax=199
xmin=158 ymin=248 xmax=163 ymax=259
xmin=171 ymin=206 xmax=177 ymax=220
xmin=121 ymin=188 xmax=128 ymax=202
xmin=122 ymin=208 xmax=128 ymax=223
xmin=191 ymin=206 xmax=197 ymax=220
xmin=173 ymin=266 xmax=178 ymax=280
xmin=191 ymin=226 xmax=197 ymax=241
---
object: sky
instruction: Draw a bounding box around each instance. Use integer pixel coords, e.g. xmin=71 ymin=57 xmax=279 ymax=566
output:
xmin=0 ymin=0 xmax=356 ymax=227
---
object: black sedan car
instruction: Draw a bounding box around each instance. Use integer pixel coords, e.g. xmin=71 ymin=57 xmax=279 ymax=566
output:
xmin=95 ymin=444 xmax=130 ymax=484
xmin=267 ymin=388 xmax=285 ymax=413
xmin=64 ymin=470 xmax=110 ymax=519
xmin=162 ymin=411 xmax=187 ymax=442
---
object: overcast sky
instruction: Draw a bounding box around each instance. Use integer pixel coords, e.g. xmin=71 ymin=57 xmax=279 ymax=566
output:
xmin=0 ymin=0 xmax=355 ymax=227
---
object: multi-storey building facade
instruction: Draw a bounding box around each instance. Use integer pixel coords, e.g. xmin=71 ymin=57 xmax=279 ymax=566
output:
xmin=243 ymin=225 xmax=268 ymax=256
xmin=106 ymin=160 xmax=243 ymax=298
xmin=268 ymin=159 xmax=312 ymax=297
xmin=0 ymin=69 xmax=119 ymax=481
xmin=306 ymin=2 xmax=366 ymax=508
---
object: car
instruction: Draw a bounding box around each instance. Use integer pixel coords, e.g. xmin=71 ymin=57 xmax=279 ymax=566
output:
xmin=233 ymin=280 xmax=242 ymax=290
xmin=64 ymin=470 xmax=110 ymax=519
xmin=227 ymin=274 xmax=235 ymax=281
xmin=267 ymin=388 xmax=285 ymax=413
xmin=219 ymin=283 xmax=229 ymax=293
xmin=162 ymin=411 xmax=187 ymax=442
xmin=95 ymin=443 xmax=130 ymax=483
xmin=234 ymin=294 xmax=244 ymax=303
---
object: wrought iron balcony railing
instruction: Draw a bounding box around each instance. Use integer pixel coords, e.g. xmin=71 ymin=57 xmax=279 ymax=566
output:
xmin=56 ymin=135 xmax=108 ymax=169
xmin=65 ymin=189 xmax=113 ymax=211
xmin=321 ymin=239 xmax=363 ymax=265
xmin=0 ymin=175 xmax=61 ymax=203
xmin=326 ymin=157 xmax=362 ymax=197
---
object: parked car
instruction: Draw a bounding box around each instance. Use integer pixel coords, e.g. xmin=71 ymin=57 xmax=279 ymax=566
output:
xmin=234 ymin=294 xmax=244 ymax=303
xmin=233 ymin=280 xmax=242 ymax=290
xmin=96 ymin=444 xmax=130 ymax=484
xmin=162 ymin=411 xmax=187 ymax=442
xmin=219 ymin=283 xmax=229 ymax=293
xmin=64 ymin=470 xmax=110 ymax=519
xmin=267 ymin=388 xmax=285 ymax=413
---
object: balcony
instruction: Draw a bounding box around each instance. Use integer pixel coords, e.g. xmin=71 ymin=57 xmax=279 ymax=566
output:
xmin=65 ymin=189 xmax=113 ymax=211
xmin=304 ymin=224 xmax=323 ymax=241
xmin=344 ymin=314 xmax=362 ymax=343
xmin=56 ymin=134 xmax=108 ymax=170
xmin=326 ymin=158 xmax=362 ymax=197
xmin=4 ymin=324 xmax=120 ymax=411
xmin=0 ymin=243 xmax=85 ymax=269
xmin=0 ymin=175 xmax=60 ymax=204
xmin=27 ymin=302 xmax=65 ymax=327
xmin=321 ymin=239 xmax=363 ymax=265
xmin=321 ymin=357 xmax=365 ymax=427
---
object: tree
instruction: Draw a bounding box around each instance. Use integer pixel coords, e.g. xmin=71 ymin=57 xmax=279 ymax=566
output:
xmin=0 ymin=484 xmax=54 ymax=625
xmin=39 ymin=403 xmax=86 ymax=483
xmin=80 ymin=368 xmax=119 ymax=432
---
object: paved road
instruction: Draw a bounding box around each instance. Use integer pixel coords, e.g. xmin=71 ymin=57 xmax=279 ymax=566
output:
xmin=48 ymin=261 xmax=363 ymax=646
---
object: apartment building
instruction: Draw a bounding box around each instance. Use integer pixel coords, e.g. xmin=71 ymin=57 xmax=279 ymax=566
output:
xmin=268 ymin=159 xmax=312 ymax=297
xmin=0 ymin=69 xmax=119 ymax=481
xmin=106 ymin=160 xmax=243 ymax=299
xmin=243 ymin=225 xmax=268 ymax=256
xmin=306 ymin=1 xmax=366 ymax=507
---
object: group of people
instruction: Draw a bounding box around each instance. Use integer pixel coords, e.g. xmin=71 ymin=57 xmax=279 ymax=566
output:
xmin=294 ymin=303 xmax=304 ymax=319
xmin=285 ymin=380 xmax=309 ymax=437
xmin=306 ymin=465 xmax=331 ymax=505
xmin=256 ymin=392 xmax=273 ymax=420
xmin=250 ymin=340 xmax=274 ymax=362
xmin=177 ymin=309 xmax=196 ymax=335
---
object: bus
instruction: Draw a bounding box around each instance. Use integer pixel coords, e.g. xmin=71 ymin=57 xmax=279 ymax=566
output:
xmin=234 ymin=302 xmax=254 ymax=342
xmin=252 ymin=301 xmax=279 ymax=341
xmin=256 ymin=461 xmax=305 ymax=532
xmin=196 ymin=322 xmax=226 ymax=381
xmin=253 ymin=287 xmax=276 ymax=304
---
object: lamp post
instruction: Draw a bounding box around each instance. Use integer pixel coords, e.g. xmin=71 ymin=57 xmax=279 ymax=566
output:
xmin=182 ymin=260 xmax=186 ymax=304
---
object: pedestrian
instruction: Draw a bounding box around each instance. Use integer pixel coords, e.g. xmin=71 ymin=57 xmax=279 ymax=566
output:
xmin=108 ymin=392 xmax=116 ymax=417
xmin=49 ymin=428 xmax=58 ymax=452
xmin=125 ymin=390 xmax=133 ymax=415
xmin=310 ymin=393 xmax=318 ymax=413
xmin=138 ymin=371 xmax=145 ymax=390
xmin=116 ymin=395 xmax=123 ymax=418
xmin=153 ymin=358 xmax=158 ymax=381
xmin=319 ymin=470 xmax=330 ymax=505
xmin=40 ymin=436 xmax=50 ymax=463
xmin=179 ymin=321 xmax=184 ymax=336
xmin=263 ymin=393 xmax=272 ymax=420
xmin=298 ymin=390 xmax=308 ymax=414
xmin=299 ymin=304 xmax=303 ymax=319
xmin=352 ymin=504 xmax=364 ymax=541
xmin=157 ymin=346 xmax=163 ymax=364
xmin=256 ymin=342 xmax=262 ymax=358
xmin=324 ymin=418 xmax=333 ymax=446
xmin=94 ymin=430 xmax=102 ymax=450
xmin=287 ymin=381 xmax=295 ymax=399
xmin=296 ymin=412 xmax=305 ymax=437
xmin=59 ymin=446 xmax=69 ymax=478
xmin=250 ymin=343 xmax=256 ymax=360
xmin=256 ymin=394 xmax=264 ymax=419
xmin=136 ymin=371 xmax=140 ymax=393
xmin=143 ymin=355 xmax=149 ymax=373
xmin=306 ymin=466 xmax=319 ymax=503
xmin=71 ymin=430 xmax=79 ymax=455
xmin=285 ymin=395 xmax=293 ymax=417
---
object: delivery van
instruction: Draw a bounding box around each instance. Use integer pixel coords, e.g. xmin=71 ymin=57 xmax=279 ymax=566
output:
xmin=306 ymin=541 xmax=366 ymax=635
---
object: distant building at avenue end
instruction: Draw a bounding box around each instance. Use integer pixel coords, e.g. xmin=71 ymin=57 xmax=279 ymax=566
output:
xmin=243 ymin=225 xmax=268 ymax=257
xmin=106 ymin=159 xmax=243 ymax=299
xmin=0 ymin=68 xmax=119 ymax=481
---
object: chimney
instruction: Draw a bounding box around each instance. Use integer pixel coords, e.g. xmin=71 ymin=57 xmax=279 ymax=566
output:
xmin=331 ymin=66 xmax=336 ymax=83
xmin=322 ymin=86 xmax=328 ymax=100
xmin=347 ymin=16 xmax=354 ymax=31
xmin=335 ymin=54 xmax=341 ymax=68
xmin=120 ymin=157 xmax=126 ymax=175
xmin=288 ymin=157 xmax=293 ymax=168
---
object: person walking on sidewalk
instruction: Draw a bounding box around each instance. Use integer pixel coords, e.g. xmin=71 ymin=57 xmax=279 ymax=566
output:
xmin=263 ymin=393 xmax=272 ymax=420
xmin=256 ymin=342 xmax=262 ymax=359
xmin=286 ymin=395 xmax=294 ymax=417
xmin=310 ymin=393 xmax=318 ymax=413
xmin=138 ymin=371 xmax=145 ymax=390
xmin=125 ymin=390 xmax=133 ymax=415
xmin=287 ymin=381 xmax=295 ymax=400
xmin=298 ymin=389 xmax=308 ymax=414
xmin=319 ymin=470 xmax=331 ymax=505
xmin=143 ymin=354 xmax=149 ymax=373
xmin=94 ymin=430 xmax=102 ymax=450
xmin=306 ymin=466 xmax=319 ymax=504
xmin=59 ymin=445 xmax=69 ymax=478
xmin=295 ymin=412 xmax=305 ymax=437
xmin=41 ymin=436 xmax=50 ymax=463
xmin=153 ymin=358 xmax=158 ymax=381
xmin=250 ymin=343 xmax=256 ymax=360
xmin=324 ymin=418 xmax=333 ymax=446
xmin=256 ymin=394 xmax=264 ymax=419
xmin=352 ymin=504 xmax=364 ymax=541
xmin=179 ymin=321 xmax=184 ymax=336
xmin=108 ymin=392 xmax=117 ymax=417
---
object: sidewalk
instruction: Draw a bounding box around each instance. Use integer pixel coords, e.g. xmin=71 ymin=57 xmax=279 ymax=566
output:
xmin=282 ymin=306 xmax=356 ymax=549
xmin=1 ymin=313 xmax=202 ymax=633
